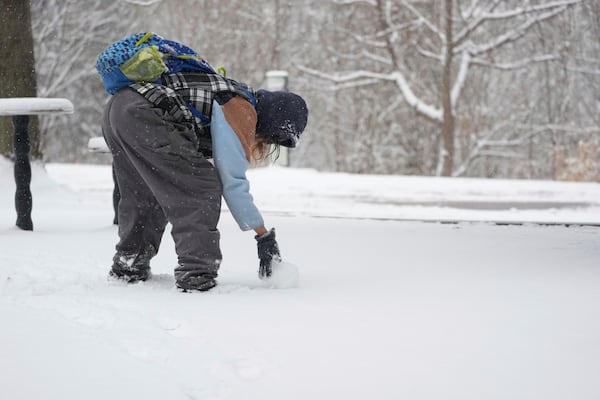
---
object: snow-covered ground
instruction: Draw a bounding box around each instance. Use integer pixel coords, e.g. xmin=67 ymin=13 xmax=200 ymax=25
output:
xmin=1 ymin=159 xmax=600 ymax=400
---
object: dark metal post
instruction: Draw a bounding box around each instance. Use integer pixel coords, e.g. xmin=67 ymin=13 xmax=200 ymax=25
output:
xmin=12 ymin=115 xmax=33 ymax=230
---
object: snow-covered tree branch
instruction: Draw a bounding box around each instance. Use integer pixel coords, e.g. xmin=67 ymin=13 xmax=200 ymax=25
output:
xmin=120 ymin=0 xmax=162 ymax=5
xmin=298 ymin=0 xmax=588 ymax=177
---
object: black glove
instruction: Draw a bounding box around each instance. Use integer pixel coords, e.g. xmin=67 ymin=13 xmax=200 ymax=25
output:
xmin=255 ymin=228 xmax=282 ymax=278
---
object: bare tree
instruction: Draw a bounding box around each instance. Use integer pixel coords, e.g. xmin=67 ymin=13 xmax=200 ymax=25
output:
xmin=30 ymin=0 xmax=598 ymax=180
xmin=31 ymin=0 xmax=136 ymax=162
xmin=301 ymin=0 xmax=581 ymax=176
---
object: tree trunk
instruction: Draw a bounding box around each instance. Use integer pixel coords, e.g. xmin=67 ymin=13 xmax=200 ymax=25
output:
xmin=440 ymin=0 xmax=455 ymax=176
xmin=0 ymin=0 xmax=40 ymax=160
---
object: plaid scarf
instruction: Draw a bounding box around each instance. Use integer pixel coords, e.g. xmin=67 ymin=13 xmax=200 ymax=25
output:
xmin=130 ymin=72 xmax=256 ymax=156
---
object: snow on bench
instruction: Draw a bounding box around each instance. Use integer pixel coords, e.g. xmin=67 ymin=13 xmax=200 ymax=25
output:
xmin=0 ymin=97 xmax=74 ymax=115
xmin=88 ymin=136 xmax=110 ymax=153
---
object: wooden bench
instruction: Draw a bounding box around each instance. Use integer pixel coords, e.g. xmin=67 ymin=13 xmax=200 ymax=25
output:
xmin=0 ymin=97 xmax=74 ymax=230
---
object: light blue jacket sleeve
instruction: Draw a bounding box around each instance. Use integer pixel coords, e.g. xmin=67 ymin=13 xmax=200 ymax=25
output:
xmin=211 ymin=100 xmax=265 ymax=231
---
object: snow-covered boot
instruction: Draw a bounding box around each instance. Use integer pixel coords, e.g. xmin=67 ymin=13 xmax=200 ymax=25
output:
xmin=109 ymin=244 xmax=156 ymax=283
xmin=175 ymin=271 xmax=217 ymax=292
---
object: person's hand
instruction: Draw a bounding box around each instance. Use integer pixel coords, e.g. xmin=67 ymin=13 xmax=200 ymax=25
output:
xmin=255 ymin=228 xmax=281 ymax=278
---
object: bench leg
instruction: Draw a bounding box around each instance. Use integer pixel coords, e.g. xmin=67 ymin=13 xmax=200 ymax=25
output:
xmin=12 ymin=115 xmax=33 ymax=231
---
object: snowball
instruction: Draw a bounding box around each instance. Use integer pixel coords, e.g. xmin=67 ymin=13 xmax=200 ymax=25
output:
xmin=261 ymin=260 xmax=300 ymax=289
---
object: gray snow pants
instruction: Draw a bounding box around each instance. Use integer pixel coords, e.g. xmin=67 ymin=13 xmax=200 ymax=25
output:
xmin=102 ymin=88 xmax=222 ymax=281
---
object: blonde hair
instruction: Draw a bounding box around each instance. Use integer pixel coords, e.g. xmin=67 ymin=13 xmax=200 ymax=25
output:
xmin=251 ymin=135 xmax=281 ymax=165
